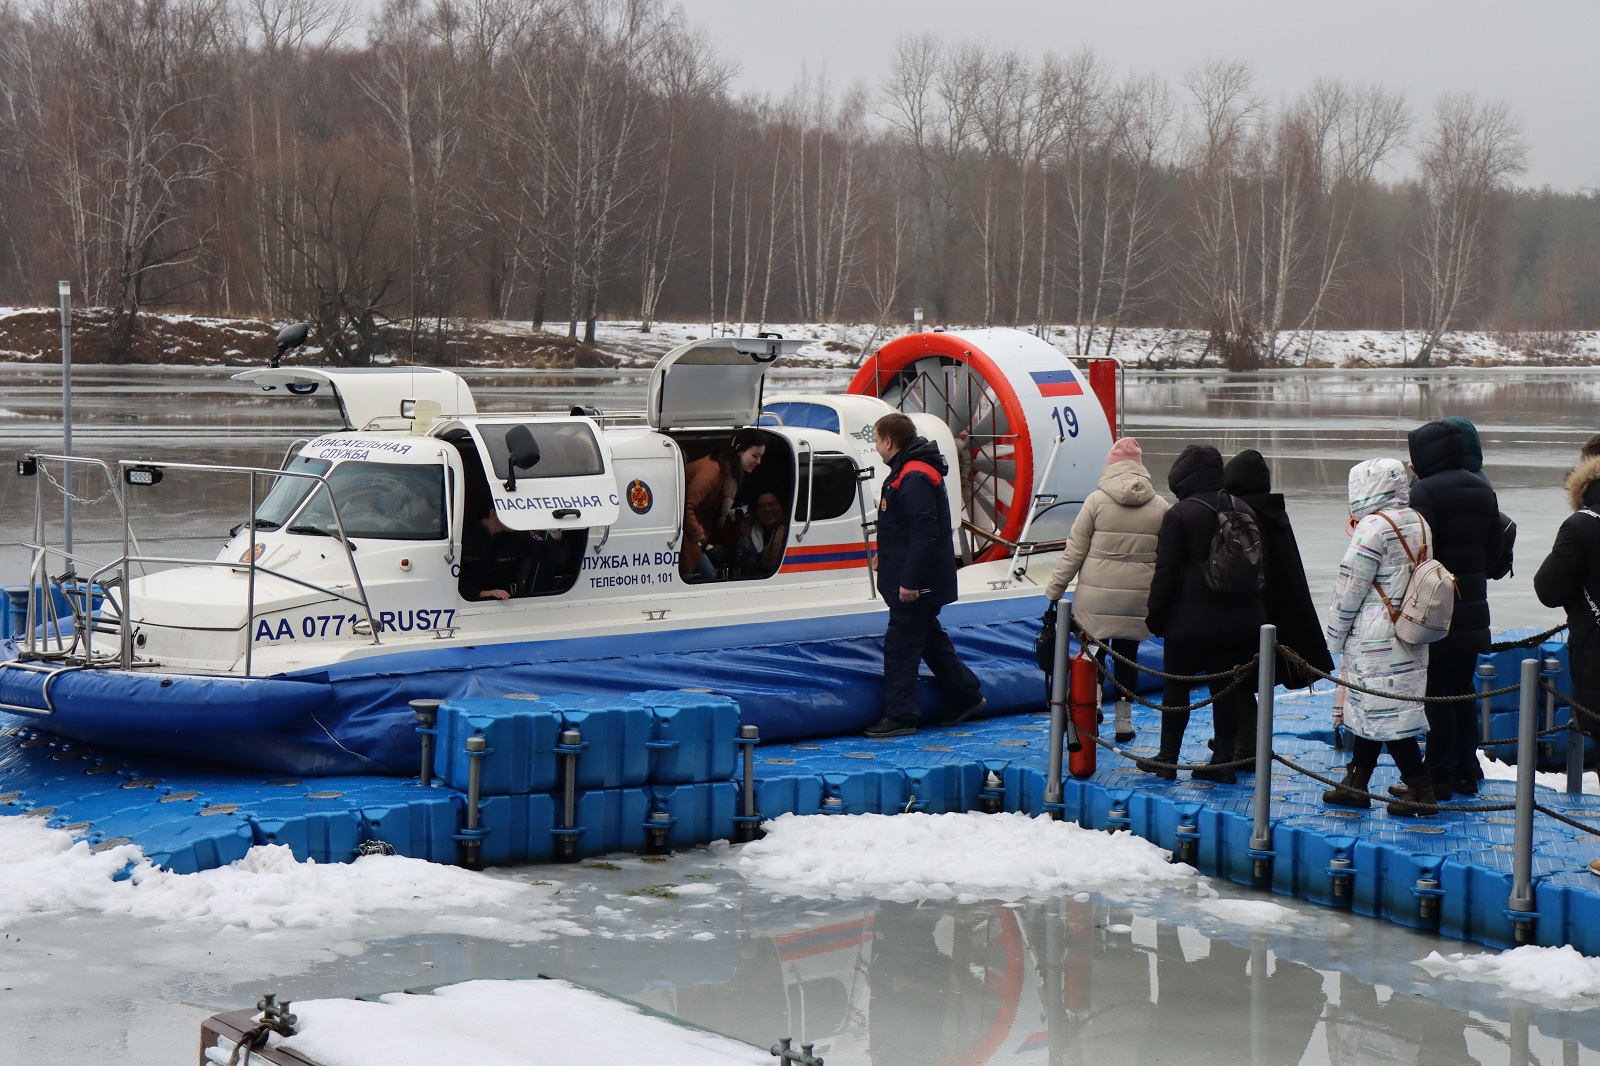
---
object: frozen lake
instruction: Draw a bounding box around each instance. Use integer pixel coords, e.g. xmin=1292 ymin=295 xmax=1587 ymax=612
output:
xmin=2 ymin=362 xmax=1598 ymax=1064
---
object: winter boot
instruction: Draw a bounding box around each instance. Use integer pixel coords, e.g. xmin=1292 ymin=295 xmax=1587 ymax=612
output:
xmin=1136 ymin=707 xmax=1189 ymax=781
xmin=1323 ymin=764 xmax=1373 ymax=809
xmin=1233 ymin=718 xmax=1257 ymax=773
xmin=1387 ymin=776 xmax=1437 ymax=817
xmin=1113 ymin=699 xmax=1135 ymax=743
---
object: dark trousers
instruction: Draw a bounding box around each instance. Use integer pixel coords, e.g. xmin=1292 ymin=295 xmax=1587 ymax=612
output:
xmin=1422 ymin=640 xmax=1482 ymax=784
xmin=1101 ymin=638 xmax=1141 ymax=701
xmin=1156 ymin=679 xmax=1255 ymax=767
xmin=882 ymin=603 xmax=982 ymax=724
xmin=1351 ymin=735 xmax=1426 ymax=779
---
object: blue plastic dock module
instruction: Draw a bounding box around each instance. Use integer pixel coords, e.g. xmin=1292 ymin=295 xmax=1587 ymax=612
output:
xmin=4 ymin=647 xmax=1600 ymax=955
xmin=434 ymin=697 xmax=561 ymax=795
xmin=626 ymin=691 xmax=740 ymax=785
xmin=537 ymin=695 xmax=654 ymax=789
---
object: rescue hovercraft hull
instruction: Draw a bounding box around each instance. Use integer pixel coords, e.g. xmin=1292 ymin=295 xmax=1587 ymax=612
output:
xmin=3 ymin=327 xmax=1131 ymax=776
xmin=2 ymin=596 xmax=1056 ymax=775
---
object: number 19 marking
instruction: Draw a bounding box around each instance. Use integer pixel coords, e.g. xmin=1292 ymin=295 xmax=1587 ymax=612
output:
xmin=1050 ymin=406 xmax=1079 ymax=440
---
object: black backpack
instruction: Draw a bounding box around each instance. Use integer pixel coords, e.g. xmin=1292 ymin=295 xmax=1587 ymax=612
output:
xmin=1194 ymin=494 xmax=1266 ymax=597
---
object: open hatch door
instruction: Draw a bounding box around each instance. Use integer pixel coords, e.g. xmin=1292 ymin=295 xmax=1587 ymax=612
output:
xmin=457 ymin=416 xmax=620 ymax=531
xmin=235 ymin=366 xmax=477 ymax=429
xmin=646 ymin=337 xmax=806 ymax=430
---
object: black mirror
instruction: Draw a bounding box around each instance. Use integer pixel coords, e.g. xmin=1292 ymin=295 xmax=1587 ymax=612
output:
xmin=271 ymin=322 xmax=310 ymax=368
xmin=503 ymin=425 xmax=540 ymax=492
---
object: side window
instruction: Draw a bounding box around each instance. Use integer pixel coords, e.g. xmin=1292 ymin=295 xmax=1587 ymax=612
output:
xmin=478 ymin=422 xmax=605 ymax=479
xmin=795 ymin=454 xmax=859 ymax=522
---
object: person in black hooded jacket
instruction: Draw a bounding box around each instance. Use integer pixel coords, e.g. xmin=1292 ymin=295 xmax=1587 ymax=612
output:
xmin=864 ymin=412 xmax=984 ymax=737
xmin=1534 ymin=443 xmax=1600 ymax=796
xmin=1139 ymin=444 xmax=1266 ymax=783
xmin=1222 ymin=449 xmax=1335 ymax=764
xmin=1407 ymin=418 xmax=1505 ymax=799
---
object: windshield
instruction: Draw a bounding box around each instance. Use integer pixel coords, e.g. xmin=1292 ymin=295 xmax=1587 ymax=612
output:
xmin=253 ymin=456 xmax=331 ymax=530
xmin=263 ymin=460 xmax=446 ymax=541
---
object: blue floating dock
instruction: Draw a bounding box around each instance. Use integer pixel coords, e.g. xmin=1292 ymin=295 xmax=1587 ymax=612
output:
xmin=3 ymin=672 xmax=1598 ymax=954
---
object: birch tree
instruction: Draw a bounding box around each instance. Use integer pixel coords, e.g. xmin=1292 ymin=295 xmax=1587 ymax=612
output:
xmin=1409 ymin=92 xmax=1526 ymax=365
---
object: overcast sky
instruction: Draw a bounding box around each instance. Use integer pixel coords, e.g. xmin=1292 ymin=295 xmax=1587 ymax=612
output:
xmin=669 ymin=0 xmax=1600 ymax=192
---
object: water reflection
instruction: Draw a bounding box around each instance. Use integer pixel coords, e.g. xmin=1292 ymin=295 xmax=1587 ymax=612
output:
xmin=511 ymin=878 xmax=1598 ymax=1066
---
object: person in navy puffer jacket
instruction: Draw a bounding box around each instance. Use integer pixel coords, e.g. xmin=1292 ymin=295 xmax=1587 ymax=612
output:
xmin=1407 ymin=418 xmax=1505 ymax=799
xmin=864 ymin=412 xmax=984 ymax=738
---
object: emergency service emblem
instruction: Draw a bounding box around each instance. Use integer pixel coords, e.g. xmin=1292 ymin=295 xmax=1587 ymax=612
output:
xmin=626 ymin=478 xmax=653 ymax=514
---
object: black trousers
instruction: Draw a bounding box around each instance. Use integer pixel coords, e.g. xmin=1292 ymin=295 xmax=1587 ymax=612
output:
xmin=1156 ymin=679 xmax=1255 ymax=766
xmin=1422 ymin=640 xmax=1482 ymax=784
xmin=1350 ymin=735 xmax=1426 ymax=779
xmin=1101 ymin=638 xmax=1142 ymax=701
xmin=882 ymin=603 xmax=982 ymax=724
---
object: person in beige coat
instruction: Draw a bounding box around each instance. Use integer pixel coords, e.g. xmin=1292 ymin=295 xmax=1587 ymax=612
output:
xmin=1045 ymin=437 xmax=1169 ymax=741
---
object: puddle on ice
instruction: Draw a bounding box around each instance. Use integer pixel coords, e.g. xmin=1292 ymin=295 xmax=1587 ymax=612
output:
xmin=3 ymin=833 xmax=1598 ymax=1065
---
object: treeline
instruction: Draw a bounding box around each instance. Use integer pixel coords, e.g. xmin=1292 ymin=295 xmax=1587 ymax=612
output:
xmin=0 ymin=0 xmax=1595 ymax=366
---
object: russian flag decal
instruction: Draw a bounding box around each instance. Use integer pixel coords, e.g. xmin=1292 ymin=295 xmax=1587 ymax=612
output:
xmin=1028 ymin=370 xmax=1084 ymax=397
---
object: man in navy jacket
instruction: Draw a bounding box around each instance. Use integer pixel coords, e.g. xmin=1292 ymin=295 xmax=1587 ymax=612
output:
xmin=865 ymin=412 xmax=985 ymax=737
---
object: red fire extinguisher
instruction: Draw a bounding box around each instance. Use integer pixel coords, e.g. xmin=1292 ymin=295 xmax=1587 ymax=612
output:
xmin=1068 ymin=649 xmax=1099 ymax=778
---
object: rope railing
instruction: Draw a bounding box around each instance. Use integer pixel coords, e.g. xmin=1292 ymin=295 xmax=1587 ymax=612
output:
xmin=1056 ymin=614 xmax=1593 ymax=864
xmin=1034 ymin=607 xmax=1599 ymax=938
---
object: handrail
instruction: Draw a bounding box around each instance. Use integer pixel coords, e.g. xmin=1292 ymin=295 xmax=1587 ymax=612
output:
xmin=15 ymin=453 xmax=393 ymax=677
xmin=114 ymin=459 xmax=381 ymax=675
xmin=795 ymin=438 xmax=814 ymax=543
xmin=1007 ymin=434 xmax=1065 ymax=585
xmin=105 ymin=457 xmax=380 ymax=672
xmin=18 ymin=455 xmax=123 ymax=660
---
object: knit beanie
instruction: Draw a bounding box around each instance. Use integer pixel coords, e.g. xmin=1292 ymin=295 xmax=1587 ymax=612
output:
xmin=1105 ymin=437 xmax=1142 ymax=465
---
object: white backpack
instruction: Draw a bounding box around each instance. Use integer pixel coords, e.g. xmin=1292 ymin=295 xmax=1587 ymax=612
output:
xmin=1370 ymin=511 xmax=1458 ymax=645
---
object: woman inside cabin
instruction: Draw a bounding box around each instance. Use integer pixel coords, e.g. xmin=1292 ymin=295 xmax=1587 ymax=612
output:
xmin=681 ymin=428 xmax=767 ymax=581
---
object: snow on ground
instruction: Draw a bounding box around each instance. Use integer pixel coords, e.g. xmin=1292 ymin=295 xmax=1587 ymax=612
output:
xmin=738 ymin=811 xmax=1194 ymax=903
xmin=273 ymin=979 xmax=768 ymax=1066
xmin=0 ymin=818 xmax=583 ymax=941
xmin=1479 ymin=751 xmax=1600 ymax=794
xmin=517 ymin=319 xmax=1600 ymax=371
xmin=1418 ymin=945 xmax=1600 ymax=1007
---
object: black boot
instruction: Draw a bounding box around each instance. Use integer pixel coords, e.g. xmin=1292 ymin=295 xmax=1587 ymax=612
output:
xmin=1323 ymin=764 xmax=1373 ymax=809
xmin=1233 ymin=718 xmax=1257 ymax=773
xmin=1387 ymin=776 xmax=1437 ymax=817
xmin=1136 ymin=707 xmax=1188 ymax=782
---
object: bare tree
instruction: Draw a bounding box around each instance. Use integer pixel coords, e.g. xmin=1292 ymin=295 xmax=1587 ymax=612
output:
xmin=33 ymin=0 xmax=230 ymax=359
xmin=1409 ymin=92 xmax=1527 ymax=365
xmin=1179 ymin=58 xmax=1264 ymax=368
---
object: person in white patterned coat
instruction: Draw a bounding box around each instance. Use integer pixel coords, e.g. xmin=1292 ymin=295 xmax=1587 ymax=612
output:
xmin=1322 ymin=457 xmax=1436 ymax=816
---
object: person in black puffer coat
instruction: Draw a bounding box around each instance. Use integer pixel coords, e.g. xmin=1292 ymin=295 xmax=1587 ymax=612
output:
xmin=1534 ymin=445 xmax=1600 ymax=796
xmin=1140 ymin=444 xmax=1266 ymax=783
xmin=1223 ymin=449 xmax=1336 ymax=764
xmin=1408 ymin=418 xmax=1505 ymax=799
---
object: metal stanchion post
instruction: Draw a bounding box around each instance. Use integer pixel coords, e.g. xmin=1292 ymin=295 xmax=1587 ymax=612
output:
xmin=1508 ymin=658 xmax=1539 ymax=943
xmin=734 ymin=724 xmax=762 ymax=842
xmin=1248 ymin=624 xmax=1276 ymax=883
xmin=460 ymin=735 xmax=487 ymax=870
xmin=1540 ymin=651 xmax=1561 ymax=763
xmin=1567 ymin=700 xmax=1585 ymax=796
xmin=1477 ymin=657 xmax=1496 ymax=746
xmin=410 ymin=699 xmax=443 ymax=787
xmin=1043 ymin=599 xmax=1071 ymax=820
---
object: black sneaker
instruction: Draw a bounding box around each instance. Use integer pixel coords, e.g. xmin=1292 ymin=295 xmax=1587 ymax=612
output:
xmin=864 ymin=716 xmax=916 ymax=738
xmin=936 ymin=696 xmax=988 ymax=725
